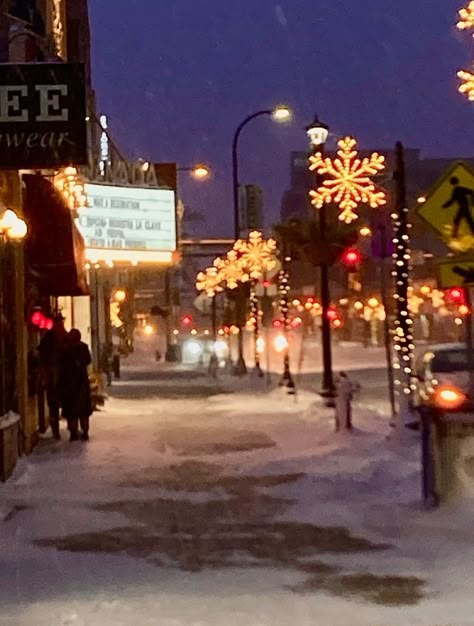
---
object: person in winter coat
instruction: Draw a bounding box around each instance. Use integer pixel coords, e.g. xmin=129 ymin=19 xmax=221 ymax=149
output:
xmin=38 ymin=314 xmax=68 ymax=439
xmin=60 ymin=328 xmax=93 ymax=441
xmin=334 ymin=371 xmax=357 ymax=431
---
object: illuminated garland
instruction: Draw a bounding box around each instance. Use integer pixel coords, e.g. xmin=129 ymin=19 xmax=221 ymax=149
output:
xmin=309 ymin=136 xmax=386 ymax=224
xmin=391 ymin=206 xmax=415 ymax=400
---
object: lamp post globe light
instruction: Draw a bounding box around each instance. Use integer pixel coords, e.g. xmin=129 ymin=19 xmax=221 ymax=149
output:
xmin=306 ymin=115 xmax=335 ymax=403
xmin=231 ymin=105 xmax=291 ymax=375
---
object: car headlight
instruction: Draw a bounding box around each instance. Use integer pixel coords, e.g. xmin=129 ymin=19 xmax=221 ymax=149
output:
xmin=185 ymin=340 xmax=202 ymax=357
xmin=273 ymin=334 xmax=288 ymax=353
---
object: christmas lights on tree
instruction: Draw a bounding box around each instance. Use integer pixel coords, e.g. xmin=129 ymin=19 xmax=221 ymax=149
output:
xmin=309 ymin=136 xmax=386 ymax=224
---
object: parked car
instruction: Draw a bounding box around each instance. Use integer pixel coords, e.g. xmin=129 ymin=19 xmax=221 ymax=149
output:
xmin=414 ymin=343 xmax=474 ymax=413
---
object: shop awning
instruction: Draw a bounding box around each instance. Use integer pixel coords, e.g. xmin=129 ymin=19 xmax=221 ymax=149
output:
xmin=23 ymin=174 xmax=89 ymax=297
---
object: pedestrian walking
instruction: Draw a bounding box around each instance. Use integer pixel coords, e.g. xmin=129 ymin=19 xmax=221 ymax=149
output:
xmin=59 ymin=328 xmax=93 ymax=441
xmin=335 ymin=371 xmax=358 ymax=431
xmin=38 ymin=313 xmax=68 ymax=439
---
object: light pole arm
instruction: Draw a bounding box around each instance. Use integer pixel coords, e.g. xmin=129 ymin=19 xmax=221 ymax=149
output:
xmin=232 ymin=110 xmax=272 ymax=240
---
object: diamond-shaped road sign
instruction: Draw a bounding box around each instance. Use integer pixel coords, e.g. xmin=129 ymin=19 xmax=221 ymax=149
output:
xmin=437 ymin=258 xmax=474 ymax=289
xmin=417 ymin=161 xmax=474 ymax=253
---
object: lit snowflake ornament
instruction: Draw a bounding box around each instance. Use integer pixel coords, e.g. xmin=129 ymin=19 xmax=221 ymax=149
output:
xmin=457 ymin=1 xmax=474 ymax=32
xmin=196 ymin=265 xmax=224 ymax=297
xmin=214 ymin=250 xmax=249 ymax=290
xmin=309 ymin=136 xmax=386 ymax=224
xmin=233 ymin=230 xmax=278 ymax=280
xmin=458 ymin=68 xmax=474 ymax=100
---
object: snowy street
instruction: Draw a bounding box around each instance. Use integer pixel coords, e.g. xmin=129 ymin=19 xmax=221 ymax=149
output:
xmin=2 ymin=343 xmax=474 ymax=626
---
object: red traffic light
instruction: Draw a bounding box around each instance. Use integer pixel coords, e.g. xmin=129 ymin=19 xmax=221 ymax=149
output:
xmin=445 ymin=287 xmax=465 ymax=304
xmin=341 ymin=248 xmax=362 ymax=268
xmin=181 ymin=314 xmax=193 ymax=327
xmin=327 ymin=306 xmax=338 ymax=321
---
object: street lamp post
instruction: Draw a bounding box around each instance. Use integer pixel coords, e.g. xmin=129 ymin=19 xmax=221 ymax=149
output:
xmin=162 ymin=162 xmax=211 ymax=362
xmin=232 ymin=106 xmax=291 ymax=240
xmin=306 ymin=115 xmax=334 ymax=402
xmin=231 ymin=106 xmax=291 ymax=374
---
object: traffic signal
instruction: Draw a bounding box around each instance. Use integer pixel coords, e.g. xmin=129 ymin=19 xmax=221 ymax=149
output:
xmin=181 ymin=314 xmax=193 ymax=327
xmin=341 ymin=248 xmax=362 ymax=270
xmin=445 ymin=287 xmax=465 ymax=305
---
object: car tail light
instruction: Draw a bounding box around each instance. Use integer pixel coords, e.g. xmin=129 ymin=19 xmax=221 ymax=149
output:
xmin=434 ymin=385 xmax=466 ymax=411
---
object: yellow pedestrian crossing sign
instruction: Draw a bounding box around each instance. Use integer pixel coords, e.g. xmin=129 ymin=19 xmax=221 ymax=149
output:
xmin=417 ymin=161 xmax=474 ymax=253
xmin=437 ymin=257 xmax=474 ymax=289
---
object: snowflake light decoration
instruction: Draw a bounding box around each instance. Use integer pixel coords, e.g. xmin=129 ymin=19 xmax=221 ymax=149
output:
xmin=457 ymin=1 xmax=474 ymax=32
xmin=309 ymin=136 xmax=386 ymax=224
xmin=233 ymin=230 xmax=278 ymax=280
xmin=214 ymin=250 xmax=249 ymax=290
xmin=458 ymin=68 xmax=474 ymax=100
xmin=196 ymin=265 xmax=224 ymax=297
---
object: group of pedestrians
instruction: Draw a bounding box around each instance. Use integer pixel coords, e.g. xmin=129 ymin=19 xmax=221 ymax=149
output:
xmin=38 ymin=314 xmax=93 ymax=442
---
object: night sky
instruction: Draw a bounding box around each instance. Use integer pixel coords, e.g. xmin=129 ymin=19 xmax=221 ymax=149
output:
xmin=89 ymin=0 xmax=473 ymax=236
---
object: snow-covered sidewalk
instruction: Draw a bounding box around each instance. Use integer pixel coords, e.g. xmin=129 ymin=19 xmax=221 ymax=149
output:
xmin=2 ymin=357 xmax=474 ymax=626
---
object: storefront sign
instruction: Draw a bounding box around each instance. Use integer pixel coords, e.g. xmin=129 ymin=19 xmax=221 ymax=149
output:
xmin=0 ymin=63 xmax=87 ymax=168
xmin=77 ymin=184 xmax=176 ymax=264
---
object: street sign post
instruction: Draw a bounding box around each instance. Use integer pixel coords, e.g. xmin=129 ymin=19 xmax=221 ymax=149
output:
xmin=417 ymin=161 xmax=474 ymax=253
xmin=436 ymin=257 xmax=474 ymax=400
xmin=437 ymin=257 xmax=474 ymax=288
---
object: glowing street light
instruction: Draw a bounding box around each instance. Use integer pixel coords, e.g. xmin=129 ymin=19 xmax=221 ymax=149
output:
xmin=271 ymin=105 xmax=292 ymax=122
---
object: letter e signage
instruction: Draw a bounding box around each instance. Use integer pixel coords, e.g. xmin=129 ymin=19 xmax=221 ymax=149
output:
xmin=0 ymin=63 xmax=87 ymax=169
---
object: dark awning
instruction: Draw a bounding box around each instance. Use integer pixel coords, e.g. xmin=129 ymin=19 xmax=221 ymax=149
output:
xmin=23 ymin=174 xmax=89 ymax=297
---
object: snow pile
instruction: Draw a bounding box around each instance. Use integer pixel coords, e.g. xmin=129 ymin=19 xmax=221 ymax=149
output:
xmin=2 ymin=356 xmax=474 ymax=625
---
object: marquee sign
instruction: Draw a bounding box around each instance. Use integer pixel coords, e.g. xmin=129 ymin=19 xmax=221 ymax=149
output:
xmin=77 ymin=183 xmax=177 ymax=265
xmin=0 ymin=63 xmax=87 ymax=169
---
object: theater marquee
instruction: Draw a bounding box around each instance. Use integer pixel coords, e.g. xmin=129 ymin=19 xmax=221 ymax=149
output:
xmin=77 ymin=183 xmax=177 ymax=265
xmin=0 ymin=63 xmax=87 ymax=169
